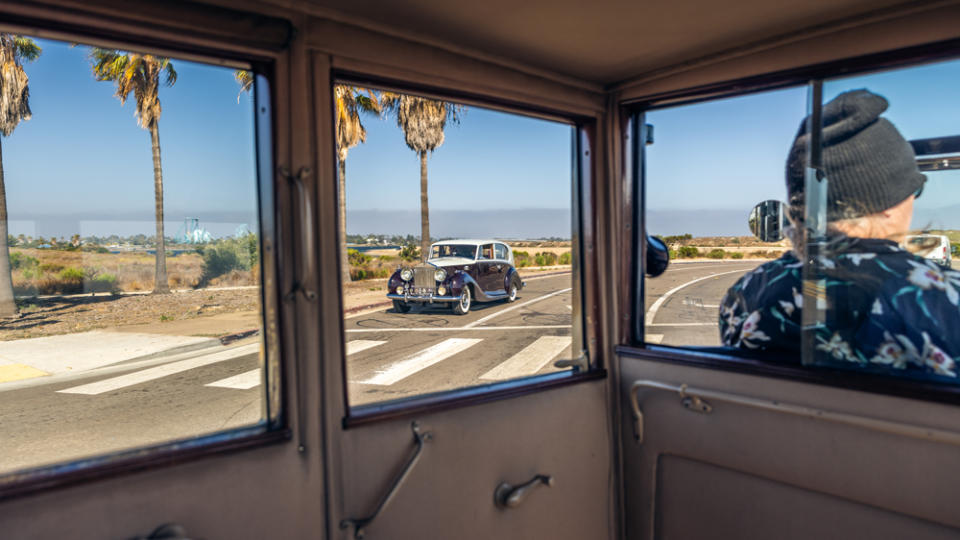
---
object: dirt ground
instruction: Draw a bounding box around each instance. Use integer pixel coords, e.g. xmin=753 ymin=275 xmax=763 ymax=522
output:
xmin=0 ymin=288 xmax=260 ymax=341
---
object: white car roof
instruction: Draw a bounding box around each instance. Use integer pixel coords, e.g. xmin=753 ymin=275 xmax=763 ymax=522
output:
xmin=431 ymin=239 xmax=508 ymax=247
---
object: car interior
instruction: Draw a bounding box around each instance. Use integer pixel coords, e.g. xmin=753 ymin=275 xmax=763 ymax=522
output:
xmin=3 ymin=1 xmax=960 ymax=539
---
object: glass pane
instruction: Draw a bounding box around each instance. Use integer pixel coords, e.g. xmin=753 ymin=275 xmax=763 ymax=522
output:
xmin=795 ymin=59 xmax=960 ymax=380
xmin=0 ymin=36 xmax=267 ymax=475
xmin=643 ymin=87 xmax=807 ymax=348
xmin=336 ymin=85 xmax=577 ymax=407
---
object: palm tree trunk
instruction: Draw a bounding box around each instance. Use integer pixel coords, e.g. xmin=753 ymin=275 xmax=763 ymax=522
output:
xmin=419 ymin=150 xmax=430 ymax=262
xmin=0 ymin=138 xmax=18 ymax=318
xmin=150 ymin=122 xmax=170 ymax=294
xmin=339 ymin=158 xmax=351 ymax=284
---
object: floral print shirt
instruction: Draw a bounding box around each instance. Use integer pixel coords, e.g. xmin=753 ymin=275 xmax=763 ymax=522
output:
xmin=719 ymin=237 xmax=960 ymax=380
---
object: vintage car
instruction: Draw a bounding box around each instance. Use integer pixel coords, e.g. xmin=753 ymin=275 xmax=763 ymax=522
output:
xmin=387 ymin=240 xmax=525 ymax=314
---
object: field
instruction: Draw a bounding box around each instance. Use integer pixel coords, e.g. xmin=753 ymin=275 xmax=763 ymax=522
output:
xmin=9 ymin=247 xmax=256 ymax=295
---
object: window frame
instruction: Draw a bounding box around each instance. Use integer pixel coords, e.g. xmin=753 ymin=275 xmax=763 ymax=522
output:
xmin=332 ymin=73 xmax=605 ymax=428
xmin=624 ymin=36 xmax=960 ymax=407
xmin=0 ymin=19 xmax=292 ymax=501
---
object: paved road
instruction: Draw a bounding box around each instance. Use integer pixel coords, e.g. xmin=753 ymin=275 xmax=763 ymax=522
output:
xmin=0 ymin=262 xmax=756 ymax=474
xmin=643 ymin=261 xmax=758 ymax=346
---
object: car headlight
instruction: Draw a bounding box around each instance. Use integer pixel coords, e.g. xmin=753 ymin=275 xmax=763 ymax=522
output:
xmin=400 ymin=268 xmax=413 ymax=281
xmin=434 ymin=268 xmax=447 ymax=282
xmin=437 ymin=286 xmax=447 ymax=296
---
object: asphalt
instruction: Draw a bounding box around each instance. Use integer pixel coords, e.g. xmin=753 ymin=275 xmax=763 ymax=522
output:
xmin=0 ymin=261 xmax=759 ymax=474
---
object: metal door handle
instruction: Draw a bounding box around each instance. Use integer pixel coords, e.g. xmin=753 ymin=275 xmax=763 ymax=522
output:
xmin=279 ymin=166 xmax=316 ymax=302
xmin=341 ymin=422 xmax=432 ymax=539
xmin=494 ymin=474 xmax=553 ymax=508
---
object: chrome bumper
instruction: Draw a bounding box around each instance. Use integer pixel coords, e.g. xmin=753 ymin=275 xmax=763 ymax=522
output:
xmin=387 ymin=293 xmax=459 ymax=303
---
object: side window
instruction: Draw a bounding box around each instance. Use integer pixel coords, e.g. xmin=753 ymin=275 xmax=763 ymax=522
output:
xmin=796 ymin=59 xmax=960 ymax=381
xmin=0 ymin=35 xmax=274 ymax=477
xmin=336 ymin=84 xmax=580 ymax=409
xmin=480 ymin=243 xmax=494 ymax=259
xmin=643 ymin=56 xmax=960 ymax=386
xmin=642 ymin=87 xmax=807 ymax=347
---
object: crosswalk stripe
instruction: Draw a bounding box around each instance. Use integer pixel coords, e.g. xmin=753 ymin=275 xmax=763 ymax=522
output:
xmin=57 ymin=343 xmax=259 ymax=395
xmin=206 ymin=369 xmax=261 ymax=390
xmin=479 ymin=336 xmax=571 ymax=381
xmin=646 ymin=334 xmax=664 ymax=344
xmin=358 ymin=338 xmax=482 ymax=386
xmin=346 ymin=340 xmax=387 ymax=356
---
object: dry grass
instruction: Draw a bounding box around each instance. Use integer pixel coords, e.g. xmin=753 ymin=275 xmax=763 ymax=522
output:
xmin=10 ymin=248 xmax=255 ymax=294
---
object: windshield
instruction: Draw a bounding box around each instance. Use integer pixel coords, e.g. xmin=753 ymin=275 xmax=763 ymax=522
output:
xmin=430 ymin=244 xmax=476 ymax=259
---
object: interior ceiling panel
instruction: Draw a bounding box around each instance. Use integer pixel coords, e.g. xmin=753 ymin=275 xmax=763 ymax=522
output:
xmin=308 ymin=0 xmax=918 ymax=85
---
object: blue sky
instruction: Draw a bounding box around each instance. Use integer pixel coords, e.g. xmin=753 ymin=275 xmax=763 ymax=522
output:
xmin=646 ymin=57 xmax=960 ymax=236
xmin=6 ymin=36 xmax=960 ymax=241
xmin=3 ymin=38 xmax=257 ymax=239
xmin=345 ymin=104 xmax=572 ymax=212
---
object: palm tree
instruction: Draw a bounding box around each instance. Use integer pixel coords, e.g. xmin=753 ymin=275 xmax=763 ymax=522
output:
xmin=335 ymin=85 xmax=381 ymax=283
xmin=383 ymin=95 xmax=462 ymax=261
xmin=0 ymin=34 xmax=41 ymax=318
xmin=89 ymin=49 xmax=176 ymax=294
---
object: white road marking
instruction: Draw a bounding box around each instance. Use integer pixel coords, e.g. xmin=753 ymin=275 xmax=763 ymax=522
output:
xmin=645 ymin=269 xmax=746 ymax=326
xmin=357 ymin=338 xmax=483 ymax=386
xmin=206 ymin=369 xmax=261 ymax=390
xmin=464 ymin=288 xmax=572 ymax=329
xmin=479 ymin=336 xmax=572 ymax=381
xmin=346 ymin=340 xmax=386 ymax=355
xmin=646 ymin=334 xmax=664 ymax=344
xmin=345 ymin=325 xmax=569 ymax=333
xmin=57 ymin=343 xmax=259 ymax=395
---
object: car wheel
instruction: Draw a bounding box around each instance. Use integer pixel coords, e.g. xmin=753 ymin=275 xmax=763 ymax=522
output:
xmin=392 ymin=299 xmax=411 ymax=313
xmin=507 ymin=282 xmax=518 ymax=303
xmin=452 ymin=287 xmax=471 ymax=315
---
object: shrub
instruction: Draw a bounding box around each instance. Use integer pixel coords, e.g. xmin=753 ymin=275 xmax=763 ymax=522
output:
xmin=88 ymin=273 xmax=119 ymax=293
xmin=669 ymin=249 xmax=678 ymax=259
xmin=59 ymin=267 xmax=85 ymax=281
xmin=558 ymin=251 xmax=572 ymax=265
xmin=40 ymin=263 xmax=65 ymax=273
xmin=706 ymin=249 xmax=726 ymax=259
xmin=10 ymin=252 xmax=38 ymax=270
xmin=729 ymin=251 xmax=744 ymax=259
xmin=348 ymin=249 xmax=371 ymax=266
xmin=199 ymin=240 xmax=253 ymax=286
xmin=676 ymin=246 xmax=700 ymax=258
xmin=399 ymin=244 xmax=420 ymax=262
xmin=513 ymin=250 xmax=531 ymax=268
xmin=535 ymin=252 xmax=558 ymax=266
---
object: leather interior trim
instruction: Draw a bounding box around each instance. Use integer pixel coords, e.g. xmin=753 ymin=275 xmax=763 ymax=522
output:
xmin=617 ymin=344 xmax=960 ymax=407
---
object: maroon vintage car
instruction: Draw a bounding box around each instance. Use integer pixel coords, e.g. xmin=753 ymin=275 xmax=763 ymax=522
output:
xmin=387 ymin=239 xmax=525 ymax=315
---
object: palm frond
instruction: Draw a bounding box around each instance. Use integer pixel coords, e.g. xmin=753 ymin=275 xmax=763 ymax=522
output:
xmin=87 ymin=48 xmax=176 ymax=129
xmin=235 ymin=70 xmax=254 ymax=103
xmin=12 ymin=36 xmax=41 ymax=63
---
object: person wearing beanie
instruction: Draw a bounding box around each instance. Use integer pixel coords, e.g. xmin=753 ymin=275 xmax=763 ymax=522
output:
xmin=719 ymin=89 xmax=960 ymax=379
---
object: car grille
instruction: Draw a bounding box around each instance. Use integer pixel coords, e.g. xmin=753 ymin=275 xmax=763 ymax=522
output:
xmin=413 ymin=265 xmax=435 ymax=289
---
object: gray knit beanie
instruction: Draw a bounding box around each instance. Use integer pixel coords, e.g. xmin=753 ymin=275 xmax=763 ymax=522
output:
xmin=786 ymin=89 xmax=926 ymax=223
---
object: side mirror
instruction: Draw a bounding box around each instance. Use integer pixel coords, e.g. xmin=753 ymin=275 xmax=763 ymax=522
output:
xmin=749 ymin=200 xmax=787 ymax=242
xmin=646 ymin=235 xmax=669 ymax=277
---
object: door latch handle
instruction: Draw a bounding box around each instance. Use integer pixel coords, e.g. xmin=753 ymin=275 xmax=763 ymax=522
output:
xmin=494 ymin=474 xmax=553 ymax=508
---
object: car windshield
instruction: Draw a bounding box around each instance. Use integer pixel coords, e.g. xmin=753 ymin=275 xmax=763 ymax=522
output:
xmin=430 ymin=244 xmax=476 ymax=259
xmin=907 ymin=236 xmax=937 ymax=245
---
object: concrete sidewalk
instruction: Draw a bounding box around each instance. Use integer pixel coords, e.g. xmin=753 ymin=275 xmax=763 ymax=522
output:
xmin=0 ymin=331 xmax=219 ymax=384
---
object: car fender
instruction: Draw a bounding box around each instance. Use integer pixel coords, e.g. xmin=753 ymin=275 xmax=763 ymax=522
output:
xmin=448 ymin=271 xmax=478 ymax=297
xmin=504 ymin=267 xmax=523 ymax=291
